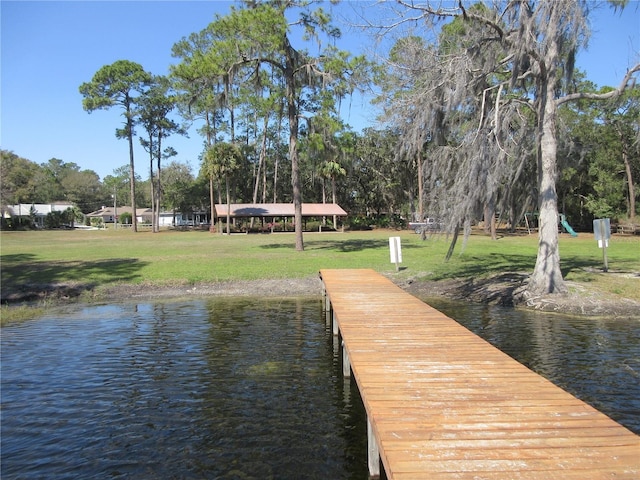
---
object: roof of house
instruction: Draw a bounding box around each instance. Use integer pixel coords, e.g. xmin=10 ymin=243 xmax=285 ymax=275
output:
xmin=214 ymin=203 xmax=347 ymax=218
xmin=86 ymin=206 xmax=152 ymax=217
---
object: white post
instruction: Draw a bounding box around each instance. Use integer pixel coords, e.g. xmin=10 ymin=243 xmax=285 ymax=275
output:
xmin=389 ymin=236 xmax=402 ymax=271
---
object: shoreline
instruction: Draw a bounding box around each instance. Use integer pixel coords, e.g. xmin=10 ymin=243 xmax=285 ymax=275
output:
xmin=3 ymin=273 xmax=639 ymax=319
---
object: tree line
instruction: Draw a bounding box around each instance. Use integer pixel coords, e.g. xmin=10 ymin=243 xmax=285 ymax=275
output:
xmin=3 ymin=79 xmax=636 ymax=232
xmin=2 ymin=0 xmax=638 ymax=298
xmin=0 ymin=125 xmax=423 ymax=230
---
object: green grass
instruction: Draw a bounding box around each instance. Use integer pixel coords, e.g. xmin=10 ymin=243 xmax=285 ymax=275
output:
xmin=2 ymin=228 xmax=639 ymax=319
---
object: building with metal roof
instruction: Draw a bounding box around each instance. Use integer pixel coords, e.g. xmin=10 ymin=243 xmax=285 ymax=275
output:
xmin=214 ymin=203 xmax=347 ymax=218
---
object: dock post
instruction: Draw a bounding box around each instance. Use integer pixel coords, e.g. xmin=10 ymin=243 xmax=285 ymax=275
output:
xmin=332 ymin=310 xmax=339 ymax=336
xmin=342 ymin=340 xmax=351 ymax=378
xmin=323 ymin=285 xmax=330 ymax=312
xmin=321 ymin=279 xmax=330 ymax=322
xmin=367 ymin=416 xmax=380 ymax=478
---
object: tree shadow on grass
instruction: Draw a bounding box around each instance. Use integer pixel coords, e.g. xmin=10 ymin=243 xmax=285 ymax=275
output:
xmin=260 ymin=238 xmax=420 ymax=253
xmin=429 ymin=252 xmax=537 ymax=281
xmin=1 ymin=254 xmax=147 ymax=303
xmin=427 ymin=248 xmax=632 ymax=284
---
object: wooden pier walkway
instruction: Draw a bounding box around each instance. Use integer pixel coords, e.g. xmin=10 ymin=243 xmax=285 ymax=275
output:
xmin=319 ymin=269 xmax=639 ymax=479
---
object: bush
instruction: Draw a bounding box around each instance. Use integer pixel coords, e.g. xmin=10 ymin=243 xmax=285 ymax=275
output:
xmin=44 ymin=211 xmax=64 ymax=229
xmin=346 ymin=216 xmax=373 ymax=231
xmin=90 ymin=217 xmax=104 ymax=228
xmin=119 ymin=212 xmax=132 ymax=225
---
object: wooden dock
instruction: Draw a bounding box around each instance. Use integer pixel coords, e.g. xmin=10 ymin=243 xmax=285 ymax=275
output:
xmin=319 ymin=269 xmax=640 ymax=479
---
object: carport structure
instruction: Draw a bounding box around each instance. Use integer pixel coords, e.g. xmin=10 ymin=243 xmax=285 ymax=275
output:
xmin=214 ymin=203 xmax=347 ymax=232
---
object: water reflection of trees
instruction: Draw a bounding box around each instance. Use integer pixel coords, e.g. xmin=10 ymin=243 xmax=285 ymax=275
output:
xmin=198 ymin=297 xmax=369 ymax=477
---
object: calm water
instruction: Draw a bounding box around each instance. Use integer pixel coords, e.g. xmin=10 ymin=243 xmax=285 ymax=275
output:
xmin=2 ymin=297 xmax=639 ymax=479
xmin=1 ymin=298 xmax=368 ymax=479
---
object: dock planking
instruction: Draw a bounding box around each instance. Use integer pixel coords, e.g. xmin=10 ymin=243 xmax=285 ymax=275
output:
xmin=320 ymin=268 xmax=639 ymax=479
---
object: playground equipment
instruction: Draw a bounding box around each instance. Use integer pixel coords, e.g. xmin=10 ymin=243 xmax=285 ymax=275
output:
xmin=560 ymin=214 xmax=578 ymax=237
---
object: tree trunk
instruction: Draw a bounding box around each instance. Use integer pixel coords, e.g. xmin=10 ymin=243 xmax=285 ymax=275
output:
xmin=321 ymin=179 xmax=327 ymax=226
xmin=285 ymin=39 xmax=304 ymax=251
xmin=445 ymin=224 xmax=460 ymax=261
xmin=126 ymin=112 xmax=138 ymax=233
xmin=225 ymin=174 xmax=231 ymax=235
xmin=483 ymin=203 xmax=491 ymax=235
xmin=331 ymin=176 xmax=337 ymax=228
xmin=273 ymin=155 xmax=279 ymax=203
xmin=206 ymin=112 xmax=217 ymax=234
xmin=622 ymin=142 xmax=635 ymax=223
xmin=154 ymin=136 xmax=162 ymax=233
xmin=527 ymin=67 xmax=567 ymax=295
xmin=154 ymin=175 xmax=161 ymax=232
xmin=251 ymin=115 xmax=269 ymax=229
xmin=484 ymin=199 xmax=497 ymax=240
xmin=262 ymin=146 xmax=268 ymax=204
xmin=290 ymin=115 xmax=303 ymax=250
xmin=417 ymin=151 xmax=424 ymax=221
xmin=209 ymin=176 xmax=216 ymax=233
xmin=149 ymin=144 xmax=156 ymax=232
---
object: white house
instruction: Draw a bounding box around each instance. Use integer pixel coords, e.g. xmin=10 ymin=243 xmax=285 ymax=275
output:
xmin=2 ymin=203 xmax=76 ymax=228
xmin=158 ymin=211 xmax=188 ymax=227
xmin=86 ymin=206 xmax=153 ymax=225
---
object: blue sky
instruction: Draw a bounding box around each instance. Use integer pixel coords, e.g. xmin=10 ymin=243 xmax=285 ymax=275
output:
xmin=2 ymin=1 xmax=639 ymax=181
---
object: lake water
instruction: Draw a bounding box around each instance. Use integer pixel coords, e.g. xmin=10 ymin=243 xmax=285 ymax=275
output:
xmin=1 ymin=296 xmax=638 ymax=479
xmin=1 ymin=298 xmax=368 ymax=479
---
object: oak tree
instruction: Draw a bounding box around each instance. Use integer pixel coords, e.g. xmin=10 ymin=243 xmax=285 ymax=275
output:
xmin=379 ymin=0 xmax=639 ymax=296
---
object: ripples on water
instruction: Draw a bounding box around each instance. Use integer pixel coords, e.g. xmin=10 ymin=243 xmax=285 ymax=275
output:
xmin=1 ymin=298 xmax=367 ymax=479
xmin=2 ymin=297 xmax=639 ymax=479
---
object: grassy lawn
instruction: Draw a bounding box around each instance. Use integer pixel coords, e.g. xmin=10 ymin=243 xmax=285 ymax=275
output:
xmin=2 ymin=227 xmax=639 ymax=308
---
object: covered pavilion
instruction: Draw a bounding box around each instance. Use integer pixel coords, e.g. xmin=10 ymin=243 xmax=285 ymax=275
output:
xmin=214 ymin=203 xmax=347 ymax=232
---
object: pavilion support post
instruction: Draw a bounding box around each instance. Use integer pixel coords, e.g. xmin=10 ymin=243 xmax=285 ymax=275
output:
xmin=367 ymin=416 xmax=380 ymax=478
